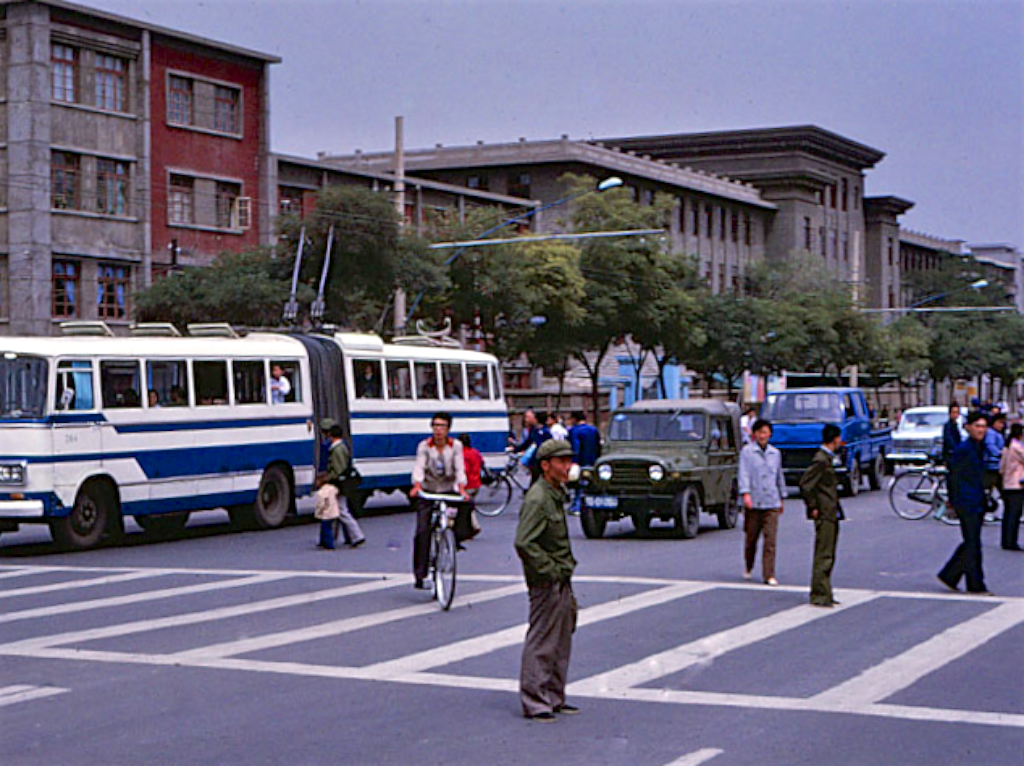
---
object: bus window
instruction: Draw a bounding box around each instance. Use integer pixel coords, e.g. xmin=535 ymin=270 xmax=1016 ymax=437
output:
xmin=195 ymin=361 xmax=228 ymax=406
xmin=146 ymin=360 xmax=188 ymax=407
xmin=415 ymin=362 xmax=439 ymax=400
xmin=269 ymin=360 xmax=301 ymax=403
xmin=441 ymin=363 xmax=463 ymax=400
xmin=354 ymin=359 xmax=383 ymax=399
xmin=100 ymin=360 xmax=142 ymax=409
xmin=387 ymin=360 xmax=413 ymax=400
xmin=56 ymin=360 xmax=95 ymax=411
xmin=467 ymin=364 xmax=489 ymax=400
xmin=489 ymin=363 xmax=503 ymax=401
xmin=235 ymin=360 xmax=267 ymax=405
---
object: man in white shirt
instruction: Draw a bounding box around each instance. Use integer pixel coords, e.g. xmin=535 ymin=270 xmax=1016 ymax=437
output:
xmin=270 ymin=364 xmax=291 ymax=404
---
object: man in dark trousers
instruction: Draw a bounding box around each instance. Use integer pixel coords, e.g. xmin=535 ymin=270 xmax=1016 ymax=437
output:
xmin=799 ymin=424 xmax=845 ymax=608
xmin=941 ymin=403 xmax=962 ymax=465
xmin=938 ymin=411 xmax=992 ymax=595
xmin=515 ymin=439 xmax=579 ymax=722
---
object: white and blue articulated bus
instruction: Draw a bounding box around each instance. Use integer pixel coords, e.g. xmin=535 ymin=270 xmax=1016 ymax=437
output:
xmin=0 ymin=324 xmax=509 ymax=550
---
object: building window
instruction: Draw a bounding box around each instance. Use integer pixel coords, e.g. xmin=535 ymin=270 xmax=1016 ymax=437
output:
xmin=97 ymin=264 xmax=130 ymax=320
xmin=719 ymin=208 xmax=727 ymax=240
xmin=829 ymin=184 xmax=837 ymax=209
xmin=52 ymin=260 xmax=80 ymax=318
xmin=841 ymin=179 xmax=848 ymax=212
xmin=466 ymin=175 xmax=489 ymax=191
xmin=51 ymin=44 xmax=77 ymax=103
xmin=804 ymin=218 xmax=812 ymax=250
xmin=691 ymin=203 xmax=699 ymax=236
xmin=169 ymin=175 xmax=194 ymax=224
xmin=887 ymin=238 xmax=895 ymax=266
xmin=508 ymin=173 xmax=531 ymax=199
xmin=731 ymin=212 xmax=739 ymax=243
xmin=215 ymin=182 xmax=241 ymax=228
xmin=641 ymin=188 xmax=654 ymax=206
xmin=705 ymin=205 xmax=713 ymax=238
xmin=744 ymin=214 xmax=752 ymax=246
xmin=52 ymin=151 xmax=80 ymax=210
xmin=95 ymin=54 xmax=127 ymax=112
xmin=168 ymin=75 xmax=193 ymax=125
xmin=819 ymin=226 xmax=827 ymax=257
xmin=279 ymin=186 xmax=304 ymax=217
xmin=214 ymin=85 xmax=240 ymax=133
xmin=97 ymin=159 xmax=129 ymax=216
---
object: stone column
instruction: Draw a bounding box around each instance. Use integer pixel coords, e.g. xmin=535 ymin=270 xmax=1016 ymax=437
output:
xmin=6 ymin=2 xmax=53 ymax=335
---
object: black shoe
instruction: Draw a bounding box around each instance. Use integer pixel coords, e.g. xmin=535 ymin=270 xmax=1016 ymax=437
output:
xmin=967 ymin=589 xmax=995 ymax=597
xmin=1002 ymin=545 xmax=1022 ymax=551
xmin=831 ymin=600 xmax=841 ymax=606
xmin=527 ymin=712 xmax=557 ymax=723
xmin=810 ymin=601 xmax=833 ymax=608
xmin=456 ymin=543 xmax=466 ymax=551
xmin=350 ymin=538 xmax=366 ymax=548
xmin=414 ymin=579 xmax=430 ymax=590
xmin=554 ymin=704 xmax=580 ymax=715
xmin=937 ymin=576 xmax=959 ymax=593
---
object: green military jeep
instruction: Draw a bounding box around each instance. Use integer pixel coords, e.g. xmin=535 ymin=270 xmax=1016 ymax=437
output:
xmin=579 ymin=399 xmax=742 ymax=539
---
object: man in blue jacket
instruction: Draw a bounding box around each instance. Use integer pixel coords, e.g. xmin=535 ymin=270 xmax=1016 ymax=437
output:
xmin=513 ymin=409 xmax=552 ymax=483
xmin=938 ymin=411 xmax=992 ymax=595
xmin=567 ymin=411 xmax=601 ymax=515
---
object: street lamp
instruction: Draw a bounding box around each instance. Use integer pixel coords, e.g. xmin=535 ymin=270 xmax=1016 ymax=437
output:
xmin=398 ymin=176 xmax=625 ymax=327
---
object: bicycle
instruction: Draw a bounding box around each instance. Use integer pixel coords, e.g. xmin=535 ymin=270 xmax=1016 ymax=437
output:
xmin=889 ymin=463 xmax=1003 ymax=526
xmin=418 ymin=491 xmax=462 ymax=610
xmin=474 ymin=450 xmax=532 ymax=517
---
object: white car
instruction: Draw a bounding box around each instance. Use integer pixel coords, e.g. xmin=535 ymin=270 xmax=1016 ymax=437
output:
xmin=888 ymin=406 xmax=963 ymax=465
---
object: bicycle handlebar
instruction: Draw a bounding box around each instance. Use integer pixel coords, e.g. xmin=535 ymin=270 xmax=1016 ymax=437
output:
xmin=417 ymin=491 xmax=465 ymax=503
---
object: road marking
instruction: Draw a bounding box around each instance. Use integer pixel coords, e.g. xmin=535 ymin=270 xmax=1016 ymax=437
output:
xmin=0 ymin=684 xmax=69 ymax=708
xmin=663 ymin=749 xmax=724 ymax=766
xmin=569 ymin=590 xmax=879 ymax=696
xmin=174 ymin=582 xmax=525 ymax=660
xmin=0 ymin=570 xmax=168 ymax=599
xmin=0 ymin=576 xmax=405 ymax=652
xmin=366 ymin=582 xmax=712 ymax=680
xmin=0 ymin=568 xmax=53 ymax=581
xmin=812 ymin=600 xmax=1024 ymax=707
xmin=0 ymin=573 xmax=289 ymax=626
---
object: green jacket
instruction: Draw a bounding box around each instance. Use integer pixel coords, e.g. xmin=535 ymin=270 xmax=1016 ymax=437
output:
xmin=326 ymin=439 xmax=351 ymax=485
xmin=515 ymin=478 xmax=576 ymax=588
xmin=799 ymin=448 xmax=841 ymax=521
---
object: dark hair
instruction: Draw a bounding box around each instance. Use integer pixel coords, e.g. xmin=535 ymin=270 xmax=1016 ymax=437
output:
xmin=751 ymin=418 xmax=772 ymax=434
xmin=432 ymin=412 xmax=452 ymax=426
xmin=327 ymin=424 xmax=344 ymax=439
xmin=949 ymin=402 xmax=960 ymax=413
xmin=989 ymin=412 xmax=1007 ymax=425
xmin=1009 ymin=423 xmax=1024 ymax=444
xmin=536 ymin=411 xmax=549 ymax=423
xmin=966 ymin=411 xmax=988 ymax=426
xmin=572 ymin=410 xmax=586 ymax=422
xmin=459 ymin=433 xmax=472 ymax=448
xmin=822 ymin=424 xmax=842 ymax=444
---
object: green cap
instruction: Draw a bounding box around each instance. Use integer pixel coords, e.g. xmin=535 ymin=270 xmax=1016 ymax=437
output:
xmin=537 ymin=439 xmax=574 ymax=461
xmin=319 ymin=418 xmax=337 ymax=431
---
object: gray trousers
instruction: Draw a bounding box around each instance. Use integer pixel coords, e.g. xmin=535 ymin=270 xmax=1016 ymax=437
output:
xmin=333 ymin=494 xmax=365 ymax=545
xmin=520 ymin=579 xmax=575 ymax=717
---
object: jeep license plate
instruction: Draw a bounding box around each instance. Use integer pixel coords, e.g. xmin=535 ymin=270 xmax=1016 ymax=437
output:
xmin=585 ymin=495 xmax=619 ymax=509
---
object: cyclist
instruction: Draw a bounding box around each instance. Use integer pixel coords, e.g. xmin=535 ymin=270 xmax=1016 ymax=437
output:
xmin=511 ymin=408 xmax=552 ymax=484
xmin=410 ymin=412 xmax=468 ymax=590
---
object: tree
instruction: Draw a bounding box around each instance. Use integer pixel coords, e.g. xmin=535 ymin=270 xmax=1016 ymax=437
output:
xmin=135 ymin=248 xmax=303 ymax=327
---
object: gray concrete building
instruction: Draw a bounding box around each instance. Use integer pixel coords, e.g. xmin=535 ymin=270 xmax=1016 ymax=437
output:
xmin=322 ymin=136 xmax=777 ymax=294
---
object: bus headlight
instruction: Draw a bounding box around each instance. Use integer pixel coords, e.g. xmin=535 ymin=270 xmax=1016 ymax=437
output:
xmin=597 ymin=464 xmax=613 ymax=482
xmin=0 ymin=463 xmax=26 ymax=485
xmin=648 ymin=464 xmax=665 ymax=482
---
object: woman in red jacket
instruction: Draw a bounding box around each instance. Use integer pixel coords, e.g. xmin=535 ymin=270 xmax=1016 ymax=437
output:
xmin=460 ymin=434 xmax=484 ymax=542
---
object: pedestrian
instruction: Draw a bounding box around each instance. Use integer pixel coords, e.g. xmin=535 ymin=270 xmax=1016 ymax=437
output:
xmin=941 ymin=403 xmax=962 ymax=466
xmin=799 ymin=424 xmax=845 ymax=608
xmin=459 ymin=433 xmax=484 ymax=540
xmin=739 ymin=406 xmax=757 ymax=444
xmin=323 ymin=424 xmax=366 ymax=548
xmin=410 ymin=412 xmax=468 ymax=589
xmin=568 ymin=410 xmax=602 ymax=514
xmin=313 ymin=480 xmax=341 ymax=549
xmin=512 ymin=408 xmax=553 ymax=483
xmin=738 ymin=418 xmax=786 ymax=586
xmin=548 ymin=413 xmax=569 ymax=441
xmin=514 ymin=439 xmax=579 ymax=722
xmin=983 ymin=412 xmax=1006 ymax=497
xmin=998 ymin=422 xmax=1024 ymax=551
xmin=270 ymin=364 xmax=291 ymax=404
xmin=938 ymin=412 xmax=993 ymax=594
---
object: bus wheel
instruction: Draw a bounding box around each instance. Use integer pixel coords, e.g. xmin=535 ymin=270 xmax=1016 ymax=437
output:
xmin=136 ymin=513 xmax=190 ymax=539
xmin=52 ymin=482 xmax=115 ymax=550
xmin=253 ymin=465 xmax=292 ymax=529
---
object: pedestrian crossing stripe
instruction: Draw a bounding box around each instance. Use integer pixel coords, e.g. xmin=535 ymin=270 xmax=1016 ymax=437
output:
xmin=1 ymin=565 xmax=1022 ymax=730
xmin=0 ymin=684 xmax=69 ymax=708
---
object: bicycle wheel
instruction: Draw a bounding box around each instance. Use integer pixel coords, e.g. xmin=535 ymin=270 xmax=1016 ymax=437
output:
xmin=889 ymin=471 xmax=938 ymax=520
xmin=433 ymin=526 xmax=457 ymax=610
xmin=475 ymin=475 xmax=513 ymax=517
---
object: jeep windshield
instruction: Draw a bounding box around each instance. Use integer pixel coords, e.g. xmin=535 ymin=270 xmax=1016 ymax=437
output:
xmin=0 ymin=353 xmax=48 ymax=419
xmin=762 ymin=392 xmax=842 ymax=424
xmin=609 ymin=411 xmax=706 ymax=441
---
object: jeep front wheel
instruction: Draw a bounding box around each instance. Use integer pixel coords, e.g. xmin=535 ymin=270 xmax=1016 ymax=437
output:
xmin=674 ymin=486 xmax=701 ymax=539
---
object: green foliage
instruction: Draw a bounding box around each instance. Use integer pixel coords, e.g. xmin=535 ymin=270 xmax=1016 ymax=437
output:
xmin=134 ymin=248 xmax=303 ymax=328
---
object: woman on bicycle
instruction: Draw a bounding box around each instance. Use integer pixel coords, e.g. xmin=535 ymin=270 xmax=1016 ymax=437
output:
xmin=998 ymin=422 xmax=1024 ymax=550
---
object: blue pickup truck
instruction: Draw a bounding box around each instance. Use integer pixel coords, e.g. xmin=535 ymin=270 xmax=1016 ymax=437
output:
xmin=761 ymin=387 xmax=892 ymax=496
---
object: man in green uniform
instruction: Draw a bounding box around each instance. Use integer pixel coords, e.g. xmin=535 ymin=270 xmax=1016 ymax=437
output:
xmin=799 ymin=424 xmax=845 ymax=607
xmin=514 ymin=439 xmax=579 ymax=722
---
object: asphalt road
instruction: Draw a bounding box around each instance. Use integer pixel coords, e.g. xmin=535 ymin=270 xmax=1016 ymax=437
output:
xmin=1 ymin=483 xmax=1022 ymax=766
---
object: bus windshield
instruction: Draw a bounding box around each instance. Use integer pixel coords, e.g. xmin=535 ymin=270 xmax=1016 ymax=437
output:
xmin=0 ymin=354 xmax=48 ymax=419
xmin=609 ymin=411 xmax=706 ymax=441
xmin=762 ymin=392 xmax=842 ymax=423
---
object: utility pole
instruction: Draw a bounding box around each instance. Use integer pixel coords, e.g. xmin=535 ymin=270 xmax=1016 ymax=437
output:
xmin=850 ymin=230 xmax=861 ymax=388
xmin=392 ymin=115 xmax=406 ymax=336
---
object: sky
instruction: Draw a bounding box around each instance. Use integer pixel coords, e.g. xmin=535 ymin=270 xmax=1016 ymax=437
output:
xmin=88 ymin=0 xmax=1024 ymax=248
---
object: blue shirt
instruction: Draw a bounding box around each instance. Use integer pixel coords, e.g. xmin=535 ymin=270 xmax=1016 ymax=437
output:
xmin=983 ymin=428 xmax=1005 ymax=470
xmin=949 ymin=438 xmax=986 ymax=512
xmin=516 ymin=425 xmax=552 ymax=468
xmin=569 ymin=422 xmax=601 ymax=467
